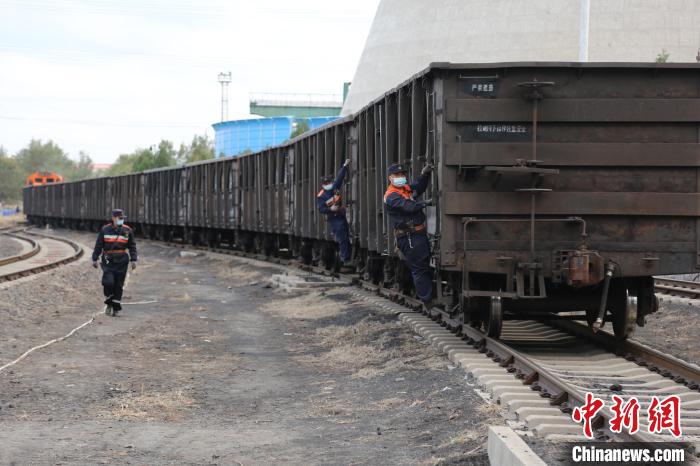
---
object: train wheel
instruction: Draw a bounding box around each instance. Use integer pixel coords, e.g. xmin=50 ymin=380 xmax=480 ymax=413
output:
xmin=484 ymin=296 xmax=503 ymax=338
xmin=612 ymin=289 xmax=637 ymax=340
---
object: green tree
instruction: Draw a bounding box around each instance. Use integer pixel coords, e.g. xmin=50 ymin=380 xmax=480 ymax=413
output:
xmin=132 ymin=140 xmax=176 ymax=172
xmin=106 ymin=153 xmax=137 ymax=176
xmin=63 ymin=151 xmax=94 ymax=181
xmin=290 ymin=119 xmax=310 ymax=139
xmin=655 ymin=49 xmax=670 ymax=63
xmin=12 ymin=139 xmax=94 ymax=183
xmin=107 ymin=140 xmax=176 ymax=175
xmin=0 ymin=147 xmax=23 ymax=202
xmin=14 ymin=139 xmax=74 ymax=176
xmin=177 ymin=134 xmax=215 ymax=164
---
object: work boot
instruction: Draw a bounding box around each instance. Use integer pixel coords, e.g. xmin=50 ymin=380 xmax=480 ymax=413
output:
xmin=421 ymin=299 xmax=434 ymax=313
xmin=112 ymin=300 xmax=122 ymax=317
xmin=104 ymin=298 xmax=114 ymax=316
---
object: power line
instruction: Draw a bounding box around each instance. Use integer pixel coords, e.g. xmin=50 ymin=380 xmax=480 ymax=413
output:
xmin=0 ymin=43 xmax=345 ymax=68
xmin=0 ymin=115 xmax=205 ymax=129
xmin=0 ymin=0 xmax=373 ymax=23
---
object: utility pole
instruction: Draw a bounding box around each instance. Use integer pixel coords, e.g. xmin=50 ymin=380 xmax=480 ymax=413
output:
xmin=579 ymin=0 xmax=590 ymax=62
xmin=218 ymin=72 xmax=232 ymax=122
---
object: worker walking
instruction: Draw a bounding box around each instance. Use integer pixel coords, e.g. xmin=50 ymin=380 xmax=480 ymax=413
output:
xmin=92 ymin=209 xmax=137 ymax=316
xmin=317 ymin=158 xmax=354 ymax=272
xmin=383 ymin=162 xmax=434 ymax=308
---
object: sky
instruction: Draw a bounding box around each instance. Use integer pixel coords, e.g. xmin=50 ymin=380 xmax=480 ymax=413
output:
xmin=0 ymin=0 xmax=379 ymax=163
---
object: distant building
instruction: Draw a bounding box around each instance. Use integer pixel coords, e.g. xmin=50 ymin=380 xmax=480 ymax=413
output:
xmin=212 ymin=116 xmax=338 ymax=158
xmin=212 ymin=91 xmax=344 ymax=157
xmin=92 ymin=163 xmax=112 ymax=173
xmin=343 ymin=0 xmax=700 ymax=115
xmin=249 ymin=93 xmax=342 ymax=118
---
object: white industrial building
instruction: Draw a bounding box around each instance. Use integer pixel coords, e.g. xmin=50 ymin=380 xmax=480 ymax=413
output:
xmin=342 ymin=0 xmax=700 ymax=115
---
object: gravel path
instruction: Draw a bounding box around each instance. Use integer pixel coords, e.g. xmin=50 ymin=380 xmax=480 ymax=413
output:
xmin=0 ymin=230 xmax=504 ymax=465
xmin=633 ymin=300 xmax=700 ymax=366
xmin=0 ymin=235 xmax=22 ymax=260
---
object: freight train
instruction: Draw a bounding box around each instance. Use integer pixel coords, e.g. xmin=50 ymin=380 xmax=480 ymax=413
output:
xmin=24 ymin=62 xmax=700 ymax=340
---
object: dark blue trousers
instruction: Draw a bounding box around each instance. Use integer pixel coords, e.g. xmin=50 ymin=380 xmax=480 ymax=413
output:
xmin=101 ymin=262 xmax=128 ymax=310
xmin=329 ymin=217 xmax=352 ymax=263
xmin=396 ymin=232 xmax=432 ymax=302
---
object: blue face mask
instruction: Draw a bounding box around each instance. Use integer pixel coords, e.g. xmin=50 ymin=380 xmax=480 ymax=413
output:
xmin=115 ymin=218 xmax=124 ymax=226
xmin=322 ymin=184 xmax=334 ymax=191
xmin=391 ymin=176 xmax=407 ymax=188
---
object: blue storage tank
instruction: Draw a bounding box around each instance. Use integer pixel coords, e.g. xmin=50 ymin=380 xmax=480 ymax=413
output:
xmin=213 ymin=117 xmax=293 ymax=157
xmin=212 ymin=116 xmax=339 ymax=158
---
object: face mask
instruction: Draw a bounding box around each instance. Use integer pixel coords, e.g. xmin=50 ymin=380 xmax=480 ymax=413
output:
xmin=115 ymin=219 xmax=124 ymax=226
xmin=391 ymin=176 xmax=407 ymax=188
xmin=322 ymin=184 xmax=333 ymax=191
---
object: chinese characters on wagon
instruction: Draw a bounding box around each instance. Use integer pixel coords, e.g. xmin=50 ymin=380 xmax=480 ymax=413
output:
xmin=572 ymin=393 xmax=682 ymax=439
xmin=475 ymin=124 xmax=528 ymax=134
xmin=471 ymin=83 xmax=495 ymax=93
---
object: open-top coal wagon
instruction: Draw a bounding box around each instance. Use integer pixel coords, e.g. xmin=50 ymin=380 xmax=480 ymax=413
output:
xmin=25 ymin=62 xmax=700 ymax=339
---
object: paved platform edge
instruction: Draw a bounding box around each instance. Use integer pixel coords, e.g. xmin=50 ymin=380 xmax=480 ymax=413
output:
xmin=488 ymin=425 xmax=547 ymax=466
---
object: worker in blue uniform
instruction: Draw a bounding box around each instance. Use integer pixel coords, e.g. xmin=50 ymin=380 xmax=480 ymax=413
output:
xmin=317 ymin=158 xmax=354 ymax=272
xmin=383 ymin=162 xmax=434 ymax=308
xmin=92 ymin=209 xmax=138 ymax=316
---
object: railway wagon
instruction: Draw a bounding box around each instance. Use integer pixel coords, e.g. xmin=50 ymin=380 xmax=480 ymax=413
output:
xmin=25 ymin=62 xmax=700 ymax=340
xmin=335 ymin=61 xmax=700 ymax=341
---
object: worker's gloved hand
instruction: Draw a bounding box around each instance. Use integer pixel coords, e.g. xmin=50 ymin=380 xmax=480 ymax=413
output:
xmin=131 ymin=262 xmax=137 ymax=271
xmin=92 ymin=261 xmax=98 ymax=269
xmin=421 ymin=163 xmax=434 ymax=175
xmin=343 ymin=158 xmax=351 ymax=168
xmin=420 ymin=198 xmax=434 ymax=207
xmin=330 ymin=204 xmax=340 ymax=212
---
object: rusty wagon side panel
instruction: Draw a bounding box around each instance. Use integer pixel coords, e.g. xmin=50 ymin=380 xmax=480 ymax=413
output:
xmin=433 ymin=63 xmax=700 ymax=303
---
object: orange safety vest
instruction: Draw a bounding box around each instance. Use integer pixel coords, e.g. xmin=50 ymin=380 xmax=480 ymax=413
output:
xmin=383 ymin=184 xmax=412 ymax=203
xmin=317 ymin=189 xmax=342 ymax=207
xmin=102 ymin=224 xmax=132 ymax=250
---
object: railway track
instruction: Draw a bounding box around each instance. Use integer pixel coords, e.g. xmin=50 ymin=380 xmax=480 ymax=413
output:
xmin=461 ymin=320 xmax=700 ymax=441
xmin=0 ymin=229 xmax=83 ymax=283
xmin=154 ymin=239 xmax=700 ymax=450
xmin=655 ymin=277 xmax=700 ymax=300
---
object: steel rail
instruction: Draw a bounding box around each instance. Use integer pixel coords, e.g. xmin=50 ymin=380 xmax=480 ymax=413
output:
xmin=457 ymin=321 xmax=667 ymax=445
xmin=0 ymin=231 xmax=41 ymax=267
xmin=0 ymin=230 xmax=83 ymax=283
xmin=549 ymin=318 xmax=700 ymax=389
xmin=655 ymin=277 xmax=700 ymax=299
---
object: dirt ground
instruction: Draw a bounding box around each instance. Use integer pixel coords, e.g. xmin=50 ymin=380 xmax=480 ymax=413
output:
xmin=0 ymin=235 xmax=22 ymax=260
xmin=633 ymin=300 xmax=700 ymax=366
xmin=0 ymin=213 xmax=24 ymax=229
xmin=0 ymin=229 xmax=504 ymax=465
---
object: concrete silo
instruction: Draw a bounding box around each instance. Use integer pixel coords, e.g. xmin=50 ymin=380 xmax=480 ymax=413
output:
xmin=342 ymin=0 xmax=700 ymax=115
